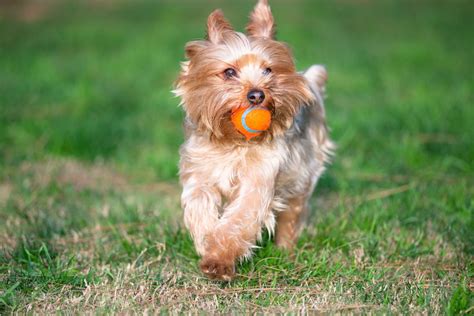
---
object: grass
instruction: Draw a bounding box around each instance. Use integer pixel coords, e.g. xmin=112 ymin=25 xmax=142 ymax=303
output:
xmin=0 ymin=0 xmax=473 ymax=313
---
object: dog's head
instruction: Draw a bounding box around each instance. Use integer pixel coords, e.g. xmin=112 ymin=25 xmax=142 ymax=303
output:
xmin=175 ymin=0 xmax=314 ymax=143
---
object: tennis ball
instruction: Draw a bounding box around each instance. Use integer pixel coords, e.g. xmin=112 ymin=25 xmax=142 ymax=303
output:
xmin=231 ymin=106 xmax=271 ymax=140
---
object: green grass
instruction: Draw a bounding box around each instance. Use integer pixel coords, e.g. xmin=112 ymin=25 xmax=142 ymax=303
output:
xmin=0 ymin=0 xmax=473 ymax=313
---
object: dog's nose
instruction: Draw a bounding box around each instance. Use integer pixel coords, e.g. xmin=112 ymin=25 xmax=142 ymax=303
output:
xmin=247 ymin=89 xmax=265 ymax=105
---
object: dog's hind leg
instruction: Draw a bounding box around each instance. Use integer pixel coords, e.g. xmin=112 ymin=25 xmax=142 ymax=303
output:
xmin=275 ymin=194 xmax=310 ymax=250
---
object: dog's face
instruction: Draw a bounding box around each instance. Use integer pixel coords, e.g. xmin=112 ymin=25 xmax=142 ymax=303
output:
xmin=175 ymin=0 xmax=314 ymax=143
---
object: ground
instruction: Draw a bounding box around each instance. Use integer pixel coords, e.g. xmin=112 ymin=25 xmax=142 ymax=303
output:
xmin=0 ymin=0 xmax=473 ymax=313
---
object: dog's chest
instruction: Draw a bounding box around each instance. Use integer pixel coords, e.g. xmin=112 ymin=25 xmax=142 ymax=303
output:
xmin=206 ymin=153 xmax=241 ymax=196
xmin=183 ymin=138 xmax=281 ymax=197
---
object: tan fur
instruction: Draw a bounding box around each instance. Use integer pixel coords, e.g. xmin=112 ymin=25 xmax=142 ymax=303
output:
xmin=247 ymin=0 xmax=276 ymax=39
xmin=275 ymin=195 xmax=308 ymax=249
xmin=174 ymin=0 xmax=334 ymax=281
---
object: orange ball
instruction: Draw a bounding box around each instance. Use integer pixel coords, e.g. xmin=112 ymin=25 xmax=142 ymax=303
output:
xmin=231 ymin=106 xmax=271 ymax=140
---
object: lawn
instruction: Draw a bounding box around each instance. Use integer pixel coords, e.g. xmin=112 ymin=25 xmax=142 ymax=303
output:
xmin=0 ymin=0 xmax=473 ymax=313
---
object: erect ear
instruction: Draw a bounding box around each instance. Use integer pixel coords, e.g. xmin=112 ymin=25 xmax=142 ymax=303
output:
xmin=184 ymin=40 xmax=208 ymax=59
xmin=206 ymin=9 xmax=233 ymax=44
xmin=246 ymin=0 xmax=275 ymax=39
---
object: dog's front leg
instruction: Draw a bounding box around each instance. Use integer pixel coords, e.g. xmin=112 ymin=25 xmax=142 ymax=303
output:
xmin=181 ymin=177 xmax=221 ymax=257
xmin=200 ymin=165 xmax=277 ymax=281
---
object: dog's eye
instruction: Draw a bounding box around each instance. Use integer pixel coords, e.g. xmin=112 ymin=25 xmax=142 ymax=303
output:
xmin=263 ymin=67 xmax=272 ymax=75
xmin=224 ymin=68 xmax=237 ymax=79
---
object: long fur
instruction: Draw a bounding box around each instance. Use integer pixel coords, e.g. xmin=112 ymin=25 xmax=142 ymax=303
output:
xmin=174 ymin=0 xmax=333 ymax=280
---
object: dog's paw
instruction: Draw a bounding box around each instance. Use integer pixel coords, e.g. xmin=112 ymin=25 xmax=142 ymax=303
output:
xmin=200 ymin=257 xmax=235 ymax=281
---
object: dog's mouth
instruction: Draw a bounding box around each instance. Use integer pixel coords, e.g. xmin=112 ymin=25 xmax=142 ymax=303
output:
xmin=229 ymin=102 xmax=274 ymax=114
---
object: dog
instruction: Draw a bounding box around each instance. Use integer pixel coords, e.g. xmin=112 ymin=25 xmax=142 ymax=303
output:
xmin=174 ymin=0 xmax=333 ymax=281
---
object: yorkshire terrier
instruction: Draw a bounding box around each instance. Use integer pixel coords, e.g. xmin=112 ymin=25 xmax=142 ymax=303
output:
xmin=174 ymin=0 xmax=333 ymax=280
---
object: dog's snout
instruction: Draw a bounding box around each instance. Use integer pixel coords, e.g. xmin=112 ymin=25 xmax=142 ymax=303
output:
xmin=247 ymin=89 xmax=265 ymax=105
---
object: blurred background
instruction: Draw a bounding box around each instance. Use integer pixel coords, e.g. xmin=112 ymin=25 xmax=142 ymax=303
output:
xmin=1 ymin=0 xmax=472 ymax=181
xmin=0 ymin=0 xmax=472 ymax=313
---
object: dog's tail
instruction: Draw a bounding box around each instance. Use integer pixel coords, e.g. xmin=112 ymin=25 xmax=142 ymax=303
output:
xmin=303 ymin=64 xmax=327 ymax=96
xmin=302 ymin=64 xmax=335 ymax=164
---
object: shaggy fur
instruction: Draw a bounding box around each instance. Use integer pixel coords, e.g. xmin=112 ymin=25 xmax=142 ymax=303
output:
xmin=174 ymin=0 xmax=333 ymax=281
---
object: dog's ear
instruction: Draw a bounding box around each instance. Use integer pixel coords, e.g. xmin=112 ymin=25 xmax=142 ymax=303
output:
xmin=206 ymin=9 xmax=233 ymax=44
xmin=246 ymin=0 xmax=275 ymax=39
xmin=184 ymin=40 xmax=208 ymax=59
